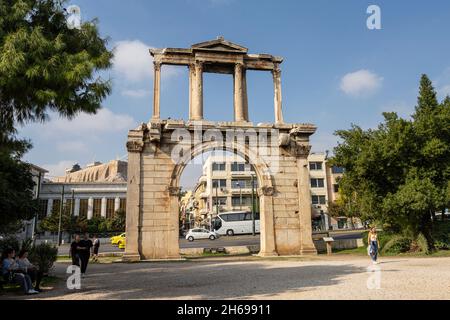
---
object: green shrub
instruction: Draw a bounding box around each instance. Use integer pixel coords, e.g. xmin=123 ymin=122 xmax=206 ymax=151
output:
xmin=29 ymin=243 xmax=58 ymax=274
xmin=381 ymin=235 xmax=411 ymax=254
xmin=0 ymin=236 xmax=20 ymax=254
xmin=432 ymin=221 xmax=450 ymax=250
xmin=416 ymin=233 xmax=429 ymax=254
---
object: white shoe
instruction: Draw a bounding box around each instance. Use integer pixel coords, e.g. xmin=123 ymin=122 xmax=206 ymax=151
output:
xmin=27 ymin=289 xmax=39 ymax=294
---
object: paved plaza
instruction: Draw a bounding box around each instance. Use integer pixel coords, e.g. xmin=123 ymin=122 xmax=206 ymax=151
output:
xmin=7 ymin=256 xmax=450 ymax=300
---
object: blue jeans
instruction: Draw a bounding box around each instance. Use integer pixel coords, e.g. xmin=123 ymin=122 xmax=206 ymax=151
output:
xmin=370 ymin=241 xmax=378 ymax=261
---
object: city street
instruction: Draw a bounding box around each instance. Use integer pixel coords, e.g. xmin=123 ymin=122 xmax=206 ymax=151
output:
xmin=13 ymin=256 xmax=450 ymax=300
xmin=56 ymin=231 xmax=364 ymax=255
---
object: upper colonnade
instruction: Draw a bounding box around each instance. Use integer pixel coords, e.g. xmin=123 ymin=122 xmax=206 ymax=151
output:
xmin=150 ymin=36 xmax=284 ymax=124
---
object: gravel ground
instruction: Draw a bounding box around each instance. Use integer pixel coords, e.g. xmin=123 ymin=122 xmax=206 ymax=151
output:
xmin=4 ymin=255 xmax=450 ymax=300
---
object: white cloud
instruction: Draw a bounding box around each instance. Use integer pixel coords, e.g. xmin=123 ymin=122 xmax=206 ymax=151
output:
xmin=340 ymin=69 xmax=383 ymax=97
xmin=121 ymin=89 xmax=151 ymax=98
xmin=43 ymin=160 xmax=78 ymax=178
xmin=113 ymin=40 xmax=153 ymax=82
xmin=46 ymin=108 xmax=135 ymax=136
xmin=57 ymin=141 xmax=87 ymax=153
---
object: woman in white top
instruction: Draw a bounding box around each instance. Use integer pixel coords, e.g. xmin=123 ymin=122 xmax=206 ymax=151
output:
xmin=368 ymin=227 xmax=381 ymax=264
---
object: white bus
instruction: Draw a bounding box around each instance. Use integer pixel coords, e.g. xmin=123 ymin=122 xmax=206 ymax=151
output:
xmin=212 ymin=211 xmax=260 ymax=236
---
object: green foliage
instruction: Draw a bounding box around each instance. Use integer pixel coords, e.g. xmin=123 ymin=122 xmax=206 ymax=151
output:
xmin=331 ymin=74 xmax=450 ymax=246
xmin=39 ymin=203 xmax=87 ymax=234
xmin=0 ymin=0 xmax=113 ymax=234
xmin=0 ymin=0 xmax=113 ymax=131
xmin=0 ymin=236 xmax=20 ymax=254
xmin=382 ymin=235 xmax=411 ymax=254
xmin=432 ymin=221 xmax=450 ymax=250
xmin=28 ymin=243 xmax=57 ymax=274
xmin=416 ymin=233 xmax=429 ymax=255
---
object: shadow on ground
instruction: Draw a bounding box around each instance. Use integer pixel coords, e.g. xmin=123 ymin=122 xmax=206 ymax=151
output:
xmin=7 ymin=259 xmax=370 ymax=300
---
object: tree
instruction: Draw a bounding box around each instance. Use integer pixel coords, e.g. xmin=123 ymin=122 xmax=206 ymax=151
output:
xmin=331 ymin=74 xmax=450 ymax=249
xmin=0 ymin=0 xmax=113 ymax=234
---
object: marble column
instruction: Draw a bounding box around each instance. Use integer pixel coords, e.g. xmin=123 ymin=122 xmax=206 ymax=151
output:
xmin=242 ymin=68 xmax=249 ymax=121
xmin=234 ymin=63 xmax=246 ymax=122
xmin=191 ymin=62 xmax=203 ymax=121
xmin=114 ymin=197 xmax=121 ymax=213
xmin=272 ymin=68 xmax=284 ymax=124
xmin=74 ymin=198 xmax=80 ymax=217
xmin=47 ymin=199 xmax=53 ymax=217
xmin=188 ymin=64 xmax=195 ymax=120
xmin=87 ymin=197 xmax=93 ymax=220
xmin=101 ymin=197 xmax=107 ymax=218
xmin=152 ymin=62 xmax=161 ymax=119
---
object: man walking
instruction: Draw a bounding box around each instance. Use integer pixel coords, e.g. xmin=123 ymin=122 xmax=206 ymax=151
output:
xmin=79 ymin=233 xmax=93 ymax=276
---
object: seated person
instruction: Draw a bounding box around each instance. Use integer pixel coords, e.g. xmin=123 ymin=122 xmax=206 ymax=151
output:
xmin=1 ymin=248 xmax=38 ymax=295
xmin=16 ymin=249 xmax=44 ymax=292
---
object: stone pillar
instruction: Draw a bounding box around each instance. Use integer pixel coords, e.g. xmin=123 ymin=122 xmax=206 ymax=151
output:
xmin=188 ymin=64 xmax=195 ymax=120
xmin=123 ymin=126 xmax=146 ymax=261
xmin=87 ymin=197 xmax=93 ymax=220
xmin=191 ymin=62 xmax=203 ymax=121
xmin=234 ymin=63 xmax=246 ymax=122
xmin=114 ymin=197 xmax=121 ymax=213
xmin=272 ymin=68 xmax=284 ymax=124
xmin=47 ymin=199 xmax=53 ymax=217
xmin=258 ymin=187 xmax=278 ymax=256
xmin=297 ymin=154 xmax=317 ymax=255
xmin=152 ymin=62 xmax=161 ymax=119
xmin=101 ymin=197 xmax=107 ymax=218
xmin=74 ymin=198 xmax=80 ymax=217
xmin=242 ymin=68 xmax=249 ymax=121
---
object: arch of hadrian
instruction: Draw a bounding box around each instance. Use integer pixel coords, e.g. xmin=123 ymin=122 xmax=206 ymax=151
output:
xmin=124 ymin=37 xmax=317 ymax=261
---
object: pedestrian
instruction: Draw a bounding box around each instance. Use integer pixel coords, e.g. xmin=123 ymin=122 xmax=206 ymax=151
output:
xmin=92 ymin=234 xmax=100 ymax=262
xmin=70 ymin=234 xmax=82 ymax=267
xmin=367 ymin=227 xmax=381 ymax=264
xmin=16 ymin=249 xmax=44 ymax=292
xmin=79 ymin=233 xmax=93 ymax=276
xmin=1 ymin=248 xmax=38 ymax=295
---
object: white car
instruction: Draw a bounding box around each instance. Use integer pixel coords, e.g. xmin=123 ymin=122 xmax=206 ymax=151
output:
xmin=185 ymin=228 xmax=220 ymax=242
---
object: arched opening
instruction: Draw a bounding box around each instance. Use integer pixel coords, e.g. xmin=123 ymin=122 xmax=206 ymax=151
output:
xmin=169 ymin=142 xmax=277 ymax=257
xmin=177 ymin=150 xmax=261 ymax=254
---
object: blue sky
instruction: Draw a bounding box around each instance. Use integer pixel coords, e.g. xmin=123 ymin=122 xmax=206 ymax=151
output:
xmin=19 ymin=0 xmax=450 ymax=186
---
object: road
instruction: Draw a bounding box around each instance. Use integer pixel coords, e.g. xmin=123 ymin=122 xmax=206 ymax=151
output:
xmin=56 ymin=231 xmax=363 ymax=255
xmin=14 ymin=255 xmax=450 ymax=300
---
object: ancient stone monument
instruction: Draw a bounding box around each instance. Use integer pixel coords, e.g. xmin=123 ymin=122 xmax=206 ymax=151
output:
xmin=124 ymin=37 xmax=317 ymax=261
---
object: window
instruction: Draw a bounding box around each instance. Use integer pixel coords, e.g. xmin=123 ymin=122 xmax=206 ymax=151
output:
xmin=333 ymin=184 xmax=339 ymax=193
xmin=331 ymin=166 xmax=344 ymax=174
xmin=232 ymin=196 xmax=252 ymax=207
xmin=93 ymin=199 xmax=102 ymax=217
xmin=38 ymin=199 xmax=48 ymax=220
xmin=79 ymin=199 xmax=88 ymax=218
xmin=231 ymin=179 xmax=257 ymax=189
xmin=106 ymin=199 xmax=115 ymax=218
xmin=65 ymin=199 xmax=74 ymax=215
xmin=309 ymin=162 xmax=323 ymax=171
xmin=212 ymin=179 xmax=227 ymax=188
xmin=312 ymin=195 xmax=326 ymax=205
xmin=231 ymin=162 xmax=245 ymax=172
xmin=212 ymin=162 xmax=226 ymax=171
xmin=120 ymin=198 xmax=126 ymax=212
xmin=310 ymin=178 xmax=325 ymax=188
xmin=213 ymin=197 xmax=227 ymax=206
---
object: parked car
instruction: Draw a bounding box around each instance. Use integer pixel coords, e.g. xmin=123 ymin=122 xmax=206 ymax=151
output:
xmin=110 ymin=233 xmax=126 ymax=245
xmin=185 ymin=228 xmax=220 ymax=242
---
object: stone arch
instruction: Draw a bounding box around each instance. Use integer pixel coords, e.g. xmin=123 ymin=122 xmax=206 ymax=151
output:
xmin=168 ymin=140 xmax=278 ymax=257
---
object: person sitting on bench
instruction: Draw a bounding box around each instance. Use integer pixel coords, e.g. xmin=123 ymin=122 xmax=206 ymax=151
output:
xmin=17 ymin=249 xmax=44 ymax=292
xmin=1 ymin=248 xmax=39 ymax=295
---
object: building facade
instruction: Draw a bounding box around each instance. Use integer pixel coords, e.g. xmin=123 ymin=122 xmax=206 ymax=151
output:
xmin=190 ymin=153 xmax=361 ymax=231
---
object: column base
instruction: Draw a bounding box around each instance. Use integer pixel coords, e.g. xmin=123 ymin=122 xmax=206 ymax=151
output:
xmin=122 ymin=254 xmax=141 ymax=262
xmin=299 ymin=247 xmax=318 ymax=255
xmin=258 ymin=251 xmax=279 ymax=257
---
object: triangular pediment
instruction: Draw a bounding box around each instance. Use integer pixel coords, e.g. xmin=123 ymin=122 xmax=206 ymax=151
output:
xmin=192 ymin=37 xmax=248 ymax=53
